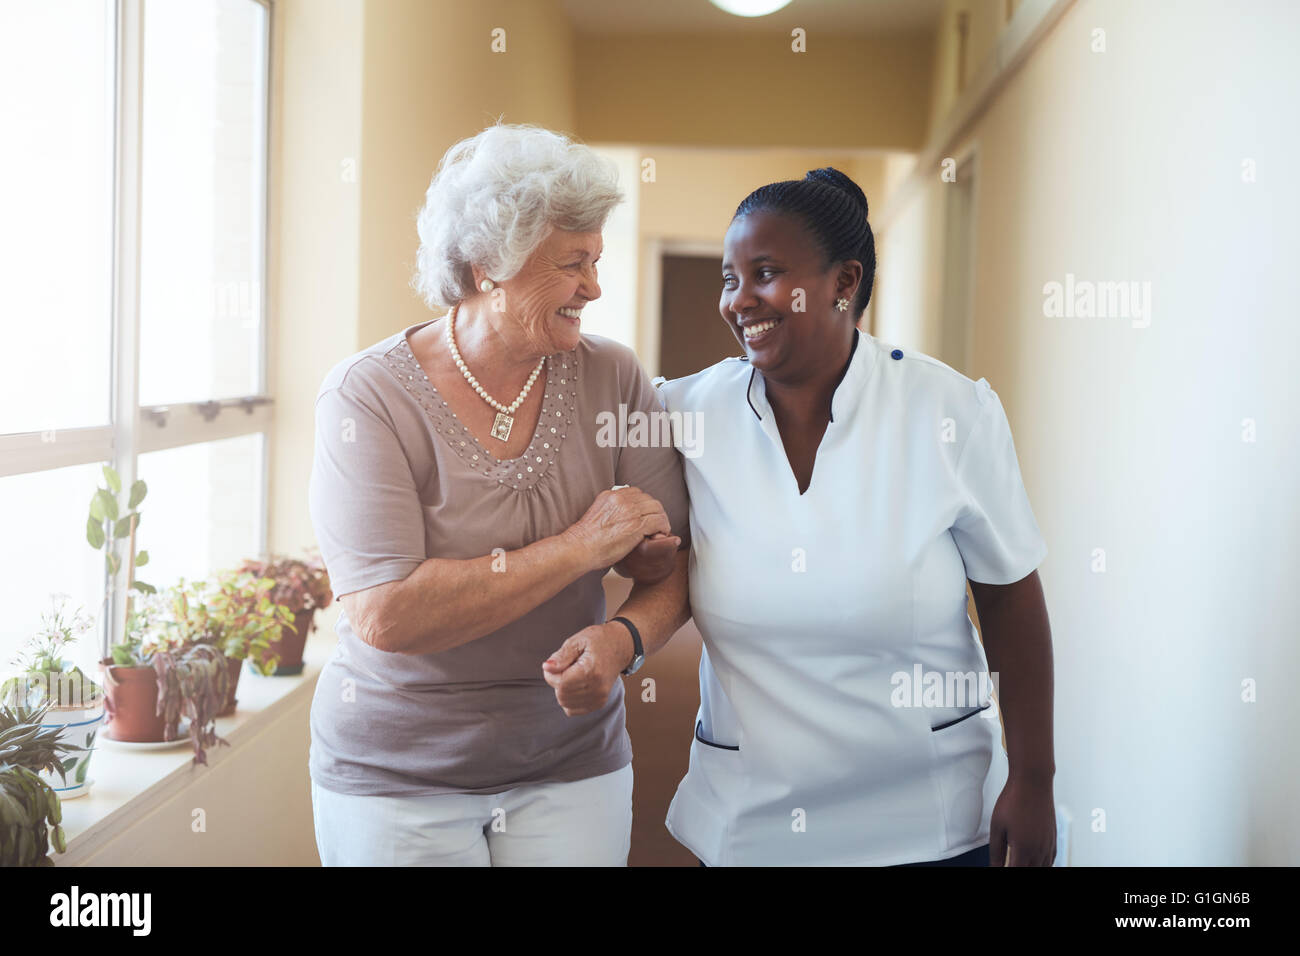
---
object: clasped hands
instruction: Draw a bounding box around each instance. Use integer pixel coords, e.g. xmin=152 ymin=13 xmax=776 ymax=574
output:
xmin=544 ymin=486 xmax=678 ymax=716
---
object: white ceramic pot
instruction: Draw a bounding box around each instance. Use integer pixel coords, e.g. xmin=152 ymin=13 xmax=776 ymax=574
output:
xmin=39 ymin=701 xmax=106 ymax=800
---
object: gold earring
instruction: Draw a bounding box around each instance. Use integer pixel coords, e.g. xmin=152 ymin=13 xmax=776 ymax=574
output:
xmin=835 ymin=297 xmax=849 ymax=312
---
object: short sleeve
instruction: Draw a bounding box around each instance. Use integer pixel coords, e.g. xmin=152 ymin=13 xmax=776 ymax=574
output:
xmin=950 ymin=384 xmax=1048 ymax=585
xmin=613 ymin=356 xmax=691 ymax=548
xmin=308 ymin=384 xmax=426 ymax=597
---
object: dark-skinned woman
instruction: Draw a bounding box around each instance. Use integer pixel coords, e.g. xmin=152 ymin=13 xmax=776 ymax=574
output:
xmin=657 ymin=168 xmax=1057 ymax=867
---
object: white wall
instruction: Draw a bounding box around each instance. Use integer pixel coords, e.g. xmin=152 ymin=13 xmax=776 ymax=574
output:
xmin=874 ymin=0 xmax=1300 ymax=864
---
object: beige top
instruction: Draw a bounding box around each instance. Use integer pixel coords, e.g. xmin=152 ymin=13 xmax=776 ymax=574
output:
xmin=307 ymin=320 xmax=690 ymax=796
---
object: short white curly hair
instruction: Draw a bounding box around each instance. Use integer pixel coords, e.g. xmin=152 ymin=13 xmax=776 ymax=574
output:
xmin=411 ymin=123 xmax=624 ymax=310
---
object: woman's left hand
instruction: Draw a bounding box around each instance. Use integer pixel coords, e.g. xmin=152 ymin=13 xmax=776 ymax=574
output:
xmin=542 ymin=622 xmax=634 ymax=716
xmin=989 ymin=773 xmax=1057 ymax=866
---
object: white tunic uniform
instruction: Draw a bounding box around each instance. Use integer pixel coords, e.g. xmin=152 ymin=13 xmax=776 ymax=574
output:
xmin=657 ymin=329 xmax=1048 ymax=866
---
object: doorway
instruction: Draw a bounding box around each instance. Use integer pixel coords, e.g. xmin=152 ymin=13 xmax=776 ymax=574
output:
xmin=657 ymin=253 xmax=740 ymax=381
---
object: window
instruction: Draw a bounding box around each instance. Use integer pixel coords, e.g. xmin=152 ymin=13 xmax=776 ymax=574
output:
xmin=0 ymin=0 xmax=272 ymax=667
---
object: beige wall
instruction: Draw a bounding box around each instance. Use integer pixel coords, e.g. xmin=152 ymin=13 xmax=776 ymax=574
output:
xmin=356 ymin=0 xmax=577 ymax=348
xmin=874 ymin=0 xmax=1300 ymax=864
xmin=67 ymin=688 xmax=320 ymax=865
xmin=634 ymin=148 xmax=891 ymax=245
xmin=267 ymin=0 xmax=365 ymax=559
xmin=575 ymin=32 xmax=934 ymax=151
xmin=927 ymin=0 xmax=1012 ymax=139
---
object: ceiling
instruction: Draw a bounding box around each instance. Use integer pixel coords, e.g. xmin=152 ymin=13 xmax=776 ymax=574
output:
xmin=560 ymin=0 xmax=947 ymax=35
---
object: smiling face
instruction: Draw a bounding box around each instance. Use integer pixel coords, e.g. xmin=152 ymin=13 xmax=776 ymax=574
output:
xmin=721 ymin=209 xmax=860 ymax=382
xmin=491 ymin=228 xmax=603 ymax=355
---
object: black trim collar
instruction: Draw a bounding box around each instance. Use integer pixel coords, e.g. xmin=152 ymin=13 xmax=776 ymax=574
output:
xmin=745 ymin=328 xmax=861 ymax=423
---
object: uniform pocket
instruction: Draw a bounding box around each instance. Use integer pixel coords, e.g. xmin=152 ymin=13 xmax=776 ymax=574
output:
xmin=928 ymin=704 xmax=995 ymax=851
xmin=667 ymin=721 xmax=745 ymax=866
xmin=930 ymin=702 xmax=991 ymax=732
xmin=695 ymin=719 xmax=740 ymax=751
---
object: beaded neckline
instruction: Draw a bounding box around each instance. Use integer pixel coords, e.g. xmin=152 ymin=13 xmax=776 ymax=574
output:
xmin=382 ymin=325 xmax=582 ymax=492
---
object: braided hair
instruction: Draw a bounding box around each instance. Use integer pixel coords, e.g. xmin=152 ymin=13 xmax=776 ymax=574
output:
xmin=733 ymin=167 xmax=876 ymax=319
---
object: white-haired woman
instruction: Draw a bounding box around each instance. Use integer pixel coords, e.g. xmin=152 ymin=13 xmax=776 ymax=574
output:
xmin=307 ymin=124 xmax=691 ymax=866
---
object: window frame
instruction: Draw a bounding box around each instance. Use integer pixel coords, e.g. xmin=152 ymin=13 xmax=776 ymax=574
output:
xmin=0 ymin=0 xmax=275 ymax=660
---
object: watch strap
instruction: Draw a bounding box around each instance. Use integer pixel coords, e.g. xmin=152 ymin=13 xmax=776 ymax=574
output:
xmin=612 ymin=616 xmax=644 ymax=675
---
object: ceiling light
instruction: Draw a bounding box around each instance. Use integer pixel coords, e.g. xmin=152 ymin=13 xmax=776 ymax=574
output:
xmin=708 ymin=0 xmax=795 ymax=17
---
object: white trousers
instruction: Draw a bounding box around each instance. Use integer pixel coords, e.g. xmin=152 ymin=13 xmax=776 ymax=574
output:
xmin=310 ymin=763 xmax=633 ymax=866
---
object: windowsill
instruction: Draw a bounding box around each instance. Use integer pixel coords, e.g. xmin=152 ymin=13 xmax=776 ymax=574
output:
xmin=54 ymin=637 xmax=328 ymax=866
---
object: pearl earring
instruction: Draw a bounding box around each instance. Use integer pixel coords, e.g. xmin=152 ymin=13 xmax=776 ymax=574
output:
xmin=479 ymin=278 xmax=495 ymax=293
xmin=835 ymin=297 xmax=849 ymax=312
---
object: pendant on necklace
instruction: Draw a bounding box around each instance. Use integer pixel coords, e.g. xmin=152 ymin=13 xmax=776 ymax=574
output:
xmin=490 ymin=412 xmax=514 ymax=442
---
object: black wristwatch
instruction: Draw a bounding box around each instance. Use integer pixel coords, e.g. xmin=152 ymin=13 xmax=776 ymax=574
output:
xmin=611 ymin=616 xmax=644 ymax=676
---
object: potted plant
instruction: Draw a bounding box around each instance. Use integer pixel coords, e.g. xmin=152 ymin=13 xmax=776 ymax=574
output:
xmin=99 ymin=585 xmax=232 ymax=765
xmin=86 ymin=463 xmax=159 ymax=741
xmin=0 ymin=701 xmax=82 ymax=866
xmin=175 ymin=573 xmax=293 ymax=716
xmin=234 ymin=554 xmax=332 ymax=675
xmin=98 ymin=593 xmax=170 ymax=744
xmin=0 ymin=596 xmax=104 ymax=800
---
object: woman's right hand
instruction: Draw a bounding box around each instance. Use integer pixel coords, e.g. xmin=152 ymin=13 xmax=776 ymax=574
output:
xmin=564 ymin=486 xmax=672 ymax=570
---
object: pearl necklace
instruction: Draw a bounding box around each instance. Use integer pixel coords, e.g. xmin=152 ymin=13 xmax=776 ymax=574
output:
xmin=444 ymin=303 xmax=546 ymax=442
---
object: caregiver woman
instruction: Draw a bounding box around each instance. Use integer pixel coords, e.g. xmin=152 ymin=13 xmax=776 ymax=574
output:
xmin=306 ymin=124 xmax=690 ymax=866
xmin=657 ymin=168 xmax=1056 ymax=866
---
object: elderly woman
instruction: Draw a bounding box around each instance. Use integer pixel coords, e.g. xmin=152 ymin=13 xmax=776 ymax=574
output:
xmin=306 ymin=124 xmax=691 ymax=866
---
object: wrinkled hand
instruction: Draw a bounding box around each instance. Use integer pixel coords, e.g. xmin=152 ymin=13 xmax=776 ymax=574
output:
xmin=989 ymin=773 xmax=1057 ymax=866
xmin=564 ymin=487 xmax=672 ymax=570
xmin=542 ymin=622 xmax=633 ymax=717
xmin=613 ymin=531 xmax=680 ymax=584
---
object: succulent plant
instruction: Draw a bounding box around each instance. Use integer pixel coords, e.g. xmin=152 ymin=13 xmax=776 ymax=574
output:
xmin=0 ymin=702 xmax=82 ymax=866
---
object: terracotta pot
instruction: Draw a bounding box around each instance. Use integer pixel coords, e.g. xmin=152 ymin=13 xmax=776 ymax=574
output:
xmin=269 ymin=608 xmax=316 ymax=676
xmin=219 ymin=655 xmax=243 ymax=716
xmin=99 ymin=659 xmax=166 ymax=743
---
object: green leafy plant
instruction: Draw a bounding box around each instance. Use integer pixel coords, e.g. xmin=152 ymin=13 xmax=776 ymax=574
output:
xmin=108 ymin=587 xmax=177 ymax=667
xmin=1 ymin=595 xmax=102 ymax=710
xmin=184 ymin=572 xmax=294 ymax=676
xmin=0 ymin=701 xmax=83 ymax=866
xmin=86 ymin=465 xmax=153 ymax=664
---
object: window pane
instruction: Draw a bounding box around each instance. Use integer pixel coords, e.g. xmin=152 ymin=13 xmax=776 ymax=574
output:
xmin=138 ymin=0 xmax=268 ymax=406
xmin=137 ymin=433 xmax=265 ymax=588
xmin=0 ymin=0 xmax=114 ymax=435
xmin=0 ymin=464 xmax=109 ymax=675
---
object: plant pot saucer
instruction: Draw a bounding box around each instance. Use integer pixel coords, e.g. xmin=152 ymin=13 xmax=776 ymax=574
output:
xmin=50 ymin=778 xmax=94 ymax=800
xmin=98 ymin=720 xmax=192 ymax=750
